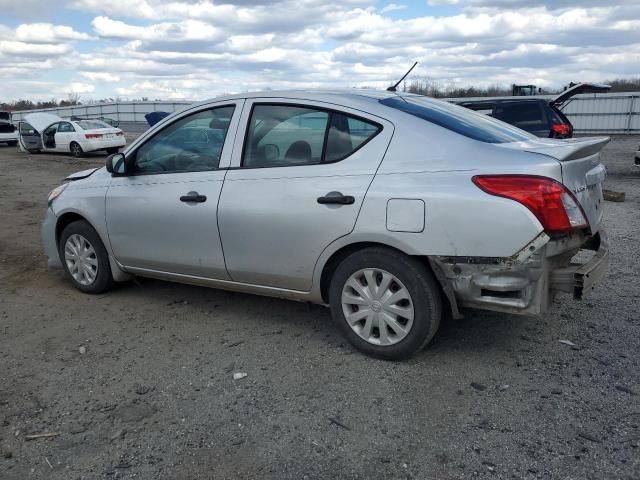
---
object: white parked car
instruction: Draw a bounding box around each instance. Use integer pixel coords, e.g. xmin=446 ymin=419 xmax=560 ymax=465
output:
xmin=0 ymin=111 xmax=18 ymax=146
xmin=19 ymin=113 xmax=126 ymax=156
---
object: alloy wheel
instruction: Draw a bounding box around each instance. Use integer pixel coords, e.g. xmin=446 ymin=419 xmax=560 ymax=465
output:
xmin=71 ymin=143 xmax=82 ymax=156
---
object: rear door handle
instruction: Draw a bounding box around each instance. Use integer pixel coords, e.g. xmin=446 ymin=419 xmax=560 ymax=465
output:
xmin=180 ymin=192 xmax=207 ymax=203
xmin=317 ymin=192 xmax=355 ymax=205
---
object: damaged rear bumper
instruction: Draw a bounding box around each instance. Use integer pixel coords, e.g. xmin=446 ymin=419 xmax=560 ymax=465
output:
xmin=550 ymin=232 xmax=609 ymax=300
xmin=434 ymin=230 xmax=609 ymax=316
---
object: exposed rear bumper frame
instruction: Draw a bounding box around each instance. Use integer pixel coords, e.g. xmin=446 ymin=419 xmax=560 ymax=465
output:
xmin=550 ymin=231 xmax=609 ymax=300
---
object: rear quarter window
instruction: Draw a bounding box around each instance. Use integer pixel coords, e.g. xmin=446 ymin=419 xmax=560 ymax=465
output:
xmin=380 ymin=97 xmax=533 ymax=144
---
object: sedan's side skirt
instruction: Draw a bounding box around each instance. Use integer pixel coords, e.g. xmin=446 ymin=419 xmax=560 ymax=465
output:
xmin=123 ymin=266 xmax=321 ymax=304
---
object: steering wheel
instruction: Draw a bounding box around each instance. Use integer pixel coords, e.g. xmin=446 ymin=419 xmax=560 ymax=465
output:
xmin=175 ymin=151 xmax=202 ymax=170
xmin=139 ymin=158 xmax=167 ymax=172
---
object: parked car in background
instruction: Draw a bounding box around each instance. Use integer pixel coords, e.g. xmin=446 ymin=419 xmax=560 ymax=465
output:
xmin=145 ymin=111 xmax=170 ymax=127
xmin=0 ymin=111 xmax=18 ymax=146
xmin=42 ymin=90 xmax=609 ymax=360
xmin=457 ymin=82 xmax=610 ymax=139
xmin=19 ymin=113 xmax=126 ymax=156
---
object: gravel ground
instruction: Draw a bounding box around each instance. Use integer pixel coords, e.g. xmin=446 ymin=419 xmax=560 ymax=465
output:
xmin=0 ymin=135 xmax=639 ymax=480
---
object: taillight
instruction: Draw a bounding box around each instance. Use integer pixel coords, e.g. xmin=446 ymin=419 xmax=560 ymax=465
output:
xmin=551 ymin=123 xmax=570 ymax=137
xmin=472 ymin=175 xmax=588 ymax=234
xmin=85 ymin=133 xmax=103 ymax=139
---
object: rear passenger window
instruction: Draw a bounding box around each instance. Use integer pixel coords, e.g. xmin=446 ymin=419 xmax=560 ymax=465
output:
xmin=242 ymin=104 xmax=381 ymax=168
xmin=494 ymin=103 xmax=545 ymax=129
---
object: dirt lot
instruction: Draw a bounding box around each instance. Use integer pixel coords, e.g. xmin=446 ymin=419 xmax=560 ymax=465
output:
xmin=1 ymin=136 xmax=639 ymax=480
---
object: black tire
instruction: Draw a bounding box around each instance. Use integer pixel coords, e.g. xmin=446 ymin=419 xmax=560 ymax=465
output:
xmin=8 ymin=141 xmax=18 ymax=147
xmin=70 ymin=142 xmax=84 ymax=157
xmin=58 ymin=220 xmax=113 ymax=294
xmin=106 ymin=147 xmax=119 ymax=155
xmin=329 ymin=247 xmax=442 ymax=360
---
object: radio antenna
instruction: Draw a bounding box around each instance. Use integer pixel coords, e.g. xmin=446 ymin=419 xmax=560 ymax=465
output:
xmin=387 ymin=62 xmax=418 ymax=92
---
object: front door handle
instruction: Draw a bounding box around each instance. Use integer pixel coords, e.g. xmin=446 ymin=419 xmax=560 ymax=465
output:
xmin=180 ymin=191 xmax=207 ymax=203
xmin=317 ymin=191 xmax=355 ymax=205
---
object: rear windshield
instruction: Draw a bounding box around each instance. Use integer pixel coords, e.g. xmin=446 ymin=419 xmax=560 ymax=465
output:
xmin=380 ymin=96 xmax=534 ymax=144
xmin=77 ymin=120 xmax=109 ymax=130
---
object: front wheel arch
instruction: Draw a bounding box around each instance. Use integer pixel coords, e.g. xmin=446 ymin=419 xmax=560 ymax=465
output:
xmin=56 ymin=212 xmax=89 ymax=247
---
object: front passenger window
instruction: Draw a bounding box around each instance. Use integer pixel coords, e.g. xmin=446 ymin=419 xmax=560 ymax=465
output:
xmin=133 ymin=106 xmax=235 ymax=175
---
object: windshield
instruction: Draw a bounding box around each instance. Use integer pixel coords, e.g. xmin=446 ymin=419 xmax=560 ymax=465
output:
xmin=77 ymin=120 xmax=110 ymax=130
xmin=380 ymin=96 xmax=535 ymax=144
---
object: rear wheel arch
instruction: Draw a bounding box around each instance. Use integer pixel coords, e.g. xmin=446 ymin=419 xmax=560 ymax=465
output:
xmin=319 ymin=241 xmax=459 ymax=318
xmin=319 ymin=242 xmax=437 ymax=301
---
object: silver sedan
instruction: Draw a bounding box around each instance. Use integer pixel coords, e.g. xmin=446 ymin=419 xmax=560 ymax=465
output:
xmin=42 ymin=90 xmax=609 ymax=359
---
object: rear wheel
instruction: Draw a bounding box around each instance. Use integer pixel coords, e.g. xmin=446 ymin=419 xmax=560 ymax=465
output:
xmin=329 ymin=247 xmax=442 ymax=360
xmin=58 ymin=220 xmax=113 ymax=294
xmin=70 ymin=142 xmax=84 ymax=157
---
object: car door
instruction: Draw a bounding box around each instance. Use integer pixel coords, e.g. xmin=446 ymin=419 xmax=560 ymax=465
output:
xmin=217 ymin=98 xmax=394 ymax=291
xmin=105 ymin=101 xmax=243 ymax=279
xmin=55 ymin=121 xmax=76 ymax=151
xmin=18 ymin=121 xmax=43 ymax=151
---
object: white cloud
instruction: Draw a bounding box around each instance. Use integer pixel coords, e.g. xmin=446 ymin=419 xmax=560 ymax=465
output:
xmin=381 ymin=3 xmax=406 ymax=13
xmin=92 ymin=16 xmax=224 ymax=42
xmin=69 ymin=82 xmax=96 ymax=94
xmin=15 ymin=23 xmax=93 ymax=43
xmin=0 ymin=40 xmax=71 ymax=56
xmin=79 ymin=71 xmax=121 ymax=82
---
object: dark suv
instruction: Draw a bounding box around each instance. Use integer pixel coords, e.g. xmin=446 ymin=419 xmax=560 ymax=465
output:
xmin=458 ymin=98 xmax=572 ymax=138
xmin=457 ymin=82 xmax=610 ymax=139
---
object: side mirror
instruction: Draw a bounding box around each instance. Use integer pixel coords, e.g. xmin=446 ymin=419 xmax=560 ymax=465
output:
xmin=106 ymin=152 xmax=127 ymax=176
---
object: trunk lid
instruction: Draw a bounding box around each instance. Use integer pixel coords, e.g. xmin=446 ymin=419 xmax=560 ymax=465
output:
xmin=23 ymin=112 xmax=62 ymax=133
xmin=550 ymin=82 xmax=610 ymax=107
xmin=502 ymin=136 xmax=609 ymax=233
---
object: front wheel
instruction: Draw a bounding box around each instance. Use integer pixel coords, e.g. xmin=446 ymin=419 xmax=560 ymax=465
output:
xmin=58 ymin=220 xmax=113 ymax=294
xmin=70 ymin=142 xmax=84 ymax=157
xmin=7 ymin=141 xmax=18 ymax=147
xmin=329 ymin=247 xmax=442 ymax=360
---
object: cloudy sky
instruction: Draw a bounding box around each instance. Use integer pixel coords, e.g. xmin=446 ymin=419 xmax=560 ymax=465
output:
xmin=0 ymin=0 xmax=638 ymax=101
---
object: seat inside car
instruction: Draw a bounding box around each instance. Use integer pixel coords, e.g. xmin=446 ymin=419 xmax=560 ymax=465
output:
xmin=326 ymin=120 xmax=353 ymax=161
xmin=284 ymin=140 xmax=312 ymax=164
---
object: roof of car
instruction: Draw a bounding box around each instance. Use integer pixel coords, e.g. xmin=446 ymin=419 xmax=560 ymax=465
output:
xmin=196 ymin=89 xmax=416 ymax=108
xmin=190 ymin=89 xmax=454 ymax=119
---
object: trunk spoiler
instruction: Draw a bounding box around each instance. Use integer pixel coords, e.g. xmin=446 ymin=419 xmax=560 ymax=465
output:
xmin=506 ymin=137 xmax=610 ymax=162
